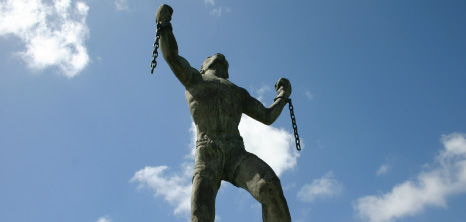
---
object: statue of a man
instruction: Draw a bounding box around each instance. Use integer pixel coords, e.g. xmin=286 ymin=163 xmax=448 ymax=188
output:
xmin=156 ymin=4 xmax=292 ymax=222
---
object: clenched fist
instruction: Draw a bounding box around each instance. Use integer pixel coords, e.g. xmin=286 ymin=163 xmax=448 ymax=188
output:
xmin=156 ymin=4 xmax=173 ymax=24
xmin=275 ymin=78 xmax=292 ymax=99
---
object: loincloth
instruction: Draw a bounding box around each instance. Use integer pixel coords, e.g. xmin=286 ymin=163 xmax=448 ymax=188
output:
xmin=193 ymin=135 xmax=250 ymax=187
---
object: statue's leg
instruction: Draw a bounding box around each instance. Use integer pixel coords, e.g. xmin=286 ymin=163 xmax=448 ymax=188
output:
xmin=233 ymin=153 xmax=291 ymax=222
xmin=191 ymin=173 xmax=220 ymax=222
xmin=191 ymin=142 xmax=223 ymax=222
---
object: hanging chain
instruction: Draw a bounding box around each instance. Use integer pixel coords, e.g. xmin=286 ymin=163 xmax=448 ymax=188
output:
xmin=287 ymin=99 xmax=301 ymax=151
xmin=150 ymin=24 xmax=161 ymax=74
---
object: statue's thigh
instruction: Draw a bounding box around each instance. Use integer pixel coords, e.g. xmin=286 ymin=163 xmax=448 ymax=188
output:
xmin=192 ymin=145 xmax=223 ymax=206
xmin=193 ymin=144 xmax=224 ymax=180
xmin=232 ymin=153 xmax=280 ymax=198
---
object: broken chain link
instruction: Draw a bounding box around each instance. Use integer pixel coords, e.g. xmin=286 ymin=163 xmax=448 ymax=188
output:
xmin=288 ymin=99 xmax=301 ymax=151
xmin=150 ymin=24 xmax=161 ymax=74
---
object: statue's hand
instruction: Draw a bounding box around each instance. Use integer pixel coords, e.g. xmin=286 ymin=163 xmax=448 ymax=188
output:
xmin=275 ymin=78 xmax=292 ymax=99
xmin=156 ymin=4 xmax=173 ymax=24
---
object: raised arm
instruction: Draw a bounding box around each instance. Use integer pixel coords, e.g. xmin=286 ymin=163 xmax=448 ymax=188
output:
xmin=156 ymin=4 xmax=200 ymax=87
xmin=242 ymin=78 xmax=292 ymax=125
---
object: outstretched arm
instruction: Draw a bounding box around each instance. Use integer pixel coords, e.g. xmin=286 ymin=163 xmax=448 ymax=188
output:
xmin=243 ymin=78 xmax=292 ymax=125
xmin=156 ymin=4 xmax=199 ymax=87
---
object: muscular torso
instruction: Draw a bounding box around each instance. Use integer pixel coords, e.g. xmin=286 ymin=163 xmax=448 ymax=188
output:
xmin=185 ymin=74 xmax=247 ymax=140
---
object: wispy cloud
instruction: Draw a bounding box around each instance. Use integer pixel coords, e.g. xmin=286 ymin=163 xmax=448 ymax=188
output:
xmin=0 ymin=0 xmax=90 ymax=77
xmin=114 ymin=0 xmax=128 ymax=11
xmin=202 ymin=0 xmax=230 ymax=16
xmin=210 ymin=7 xmax=231 ymax=16
xmin=354 ymin=133 xmax=466 ymax=222
xmin=254 ymin=85 xmax=272 ymax=104
xmin=297 ymin=171 xmax=343 ymax=202
xmin=96 ymin=216 xmax=111 ymax=222
xmin=203 ymin=0 xmax=215 ymax=6
xmin=376 ymin=164 xmax=391 ymax=176
xmin=304 ymin=89 xmax=314 ymax=101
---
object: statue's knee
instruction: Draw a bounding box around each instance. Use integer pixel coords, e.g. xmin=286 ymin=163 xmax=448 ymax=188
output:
xmin=192 ymin=172 xmax=203 ymax=183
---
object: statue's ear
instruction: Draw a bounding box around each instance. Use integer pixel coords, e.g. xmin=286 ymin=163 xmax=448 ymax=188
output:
xmin=200 ymin=65 xmax=205 ymax=74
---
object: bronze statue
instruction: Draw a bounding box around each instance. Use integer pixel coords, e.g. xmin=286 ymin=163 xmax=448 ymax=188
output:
xmin=156 ymin=4 xmax=292 ymax=222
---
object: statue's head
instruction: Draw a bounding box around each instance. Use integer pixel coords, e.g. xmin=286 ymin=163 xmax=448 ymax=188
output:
xmin=200 ymin=53 xmax=229 ymax=79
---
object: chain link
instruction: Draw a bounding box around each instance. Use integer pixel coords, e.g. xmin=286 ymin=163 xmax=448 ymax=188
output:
xmin=287 ymin=99 xmax=301 ymax=151
xmin=150 ymin=25 xmax=161 ymax=74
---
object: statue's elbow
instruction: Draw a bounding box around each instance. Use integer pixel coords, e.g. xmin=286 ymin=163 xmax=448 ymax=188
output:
xmin=263 ymin=117 xmax=275 ymax=126
xmin=261 ymin=110 xmax=278 ymax=125
xmin=163 ymin=53 xmax=175 ymax=63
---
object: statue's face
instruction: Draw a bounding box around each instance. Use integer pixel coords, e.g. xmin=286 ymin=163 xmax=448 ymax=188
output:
xmin=201 ymin=53 xmax=229 ymax=79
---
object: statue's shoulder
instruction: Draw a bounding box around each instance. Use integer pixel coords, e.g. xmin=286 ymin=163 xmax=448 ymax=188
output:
xmin=223 ymin=79 xmax=248 ymax=93
xmin=234 ymin=84 xmax=250 ymax=98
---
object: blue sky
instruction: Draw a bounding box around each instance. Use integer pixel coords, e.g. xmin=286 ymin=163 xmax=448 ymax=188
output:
xmin=1 ymin=0 xmax=466 ymax=222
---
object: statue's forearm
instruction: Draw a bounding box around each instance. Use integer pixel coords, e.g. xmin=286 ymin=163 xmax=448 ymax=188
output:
xmin=244 ymin=79 xmax=291 ymax=125
xmin=158 ymin=23 xmax=194 ymax=86
xmin=156 ymin=5 xmax=177 ymax=62
xmin=263 ymin=99 xmax=287 ymax=125
xmin=245 ymin=95 xmax=287 ymax=125
xmin=159 ymin=24 xmax=179 ymax=63
xmin=260 ymin=78 xmax=292 ymax=124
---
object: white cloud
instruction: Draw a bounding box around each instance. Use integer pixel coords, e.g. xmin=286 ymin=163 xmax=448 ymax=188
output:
xmin=0 ymin=0 xmax=90 ymax=77
xmin=188 ymin=122 xmax=197 ymax=158
xmin=114 ymin=0 xmax=128 ymax=11
xmin=239 ymin=115 xmax=300 ymax=176
xmin=354 ymin=133 xmax=466 ymax=222
xmin=376 ymin=164 xmax=391 ymax=176
xmin=131 ymin=164 xmax=193 ymax=216
xmin=96 ymin=216 xmax=111 ymax=222
xmin=297 ymin=171 xmax=343 ymax=202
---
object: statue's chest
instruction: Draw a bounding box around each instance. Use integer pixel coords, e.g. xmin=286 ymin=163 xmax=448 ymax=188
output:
xmin=186 ymin=79 xmax=242 ymax=111
xmin=189 ymin=78 xmax=237 ymax=98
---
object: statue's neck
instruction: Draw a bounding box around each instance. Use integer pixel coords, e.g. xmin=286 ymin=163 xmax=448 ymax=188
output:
xmin=205 ymin=69 xmax=228 ymax=79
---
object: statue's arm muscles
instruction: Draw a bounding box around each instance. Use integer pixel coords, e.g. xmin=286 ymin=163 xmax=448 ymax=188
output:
xmin=159 ymin=26 xmax=200 ymax=87
xmin=241 ymin=89 xmax=287 ymax=125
